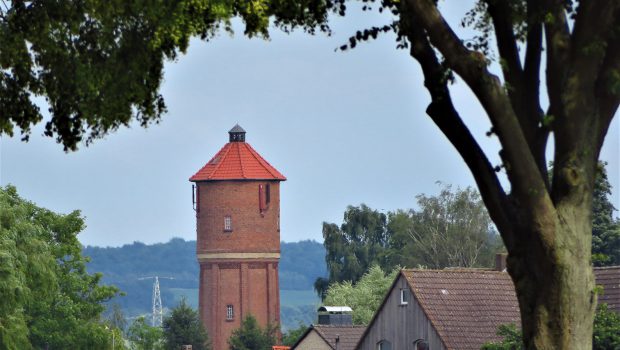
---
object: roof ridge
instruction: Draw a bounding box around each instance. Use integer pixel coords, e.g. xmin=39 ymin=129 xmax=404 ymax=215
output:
xmin=236 ymin=143 xmax=246 ymax=179
xmin=244 ymin=143 xmax=282 ymax=179
xmin=402 ymin=268 xmax=505 ymax=274
xmin=208 ymin=143 xmax=234 ymax=180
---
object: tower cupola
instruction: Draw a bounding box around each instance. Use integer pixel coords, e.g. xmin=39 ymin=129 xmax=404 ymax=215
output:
xmin=228 ymin=124 xmax=246 ymax=142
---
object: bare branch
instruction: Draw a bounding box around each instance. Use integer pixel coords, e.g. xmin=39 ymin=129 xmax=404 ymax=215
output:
xmin=483 ymin=0 xmax=523 ymax=89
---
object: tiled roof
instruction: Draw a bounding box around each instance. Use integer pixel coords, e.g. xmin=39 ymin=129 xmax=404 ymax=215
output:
xmin=313 ymin=325 xmax=366 ymax=350
xmin=189 ymin=142 xmax=286 ymax=181
xmin=403 ymin=269 xmax=521 ymax=350
xmin=595 ymin=266 xmax=620 ymax=312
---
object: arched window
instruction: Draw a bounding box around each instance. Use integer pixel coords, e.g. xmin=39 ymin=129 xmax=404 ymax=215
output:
xmin=413 ymin=339 xmax=429 ymax=350
xmin=377 ymin=340 xmax=392 ymax=350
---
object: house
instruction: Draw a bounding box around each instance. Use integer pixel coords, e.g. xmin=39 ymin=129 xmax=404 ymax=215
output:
xmin=292 ymin=306 xmax=365 ymax=350
xmin=356 ymin=269 xmax=519 ymax=350
xmin=356 ymin=266 xmax=620 ymax=350
xmin=595 ymin=266 xmax=620 ymax=312
xmin=292 ymin=325 xmax=366 ymax=350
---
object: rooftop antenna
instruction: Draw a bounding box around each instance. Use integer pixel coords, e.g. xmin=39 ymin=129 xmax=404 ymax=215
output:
xmin=138 ymin=276 xmax=174 ymax=327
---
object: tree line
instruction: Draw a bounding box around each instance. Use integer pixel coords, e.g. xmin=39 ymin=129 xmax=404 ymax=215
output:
xmin=315 ymin=184 xmax=504 ymax=299
xmin=316 ymin=165 xmax=620 ymax=300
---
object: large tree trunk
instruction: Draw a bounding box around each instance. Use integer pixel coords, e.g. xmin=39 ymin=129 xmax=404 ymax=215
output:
xmin=510 ymin=199 xmax=596 ymax=349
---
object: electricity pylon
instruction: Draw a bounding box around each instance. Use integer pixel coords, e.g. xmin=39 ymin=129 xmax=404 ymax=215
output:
xmin=138 ymin=276 xmax=174 ymax=327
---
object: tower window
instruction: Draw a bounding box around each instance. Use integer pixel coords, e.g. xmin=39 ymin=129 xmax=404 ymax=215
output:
xmin=265 ymin=184 xmax=271 ymax=205
xmin=224 ymin=216 xmax=232 ymax=232
xmin=226 ymin=305 xmax=234 ymax=320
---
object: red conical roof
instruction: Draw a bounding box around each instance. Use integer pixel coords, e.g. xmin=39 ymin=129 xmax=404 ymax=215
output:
xmin=189 ymin=140 xmax=286 ymax=182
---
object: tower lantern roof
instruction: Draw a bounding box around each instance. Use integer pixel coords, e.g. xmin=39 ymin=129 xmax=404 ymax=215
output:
xmin=229 ymin=124 xmax=246 ymax=142
xmin=189 ymin=125 xmax=286 ymax=182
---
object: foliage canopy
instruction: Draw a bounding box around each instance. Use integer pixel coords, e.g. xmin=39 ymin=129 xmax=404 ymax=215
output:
xmin=228 ymin=315 xmax=277 ymax=350
xmin=318 ymin=185 xmax=501 ymax=294
xmin=162 ymin=298 xmax=210 ymax=350
xmin=0 ymin=185 xmax=119 ymax=349
xmin=323 ymin=265 xmax=399 ymax=325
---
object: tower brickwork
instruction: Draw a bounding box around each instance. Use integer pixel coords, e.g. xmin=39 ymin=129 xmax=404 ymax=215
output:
xmin=190 ymin=125 xmax=285 ymax=350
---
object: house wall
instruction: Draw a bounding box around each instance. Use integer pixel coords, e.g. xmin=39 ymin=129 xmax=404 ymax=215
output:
xmin=356 ymin=275 xmax=446 ymax=350
xmin=293 ymin=330 xmax=332 ymax=350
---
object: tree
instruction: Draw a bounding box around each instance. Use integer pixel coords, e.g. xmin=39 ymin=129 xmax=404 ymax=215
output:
xmin=323 ymin=265 xmax=399 ymax=325
xmin=128 ymin=316 xmax=164 ymax=350
xmin=481 ymin=324 xmax=523 ymax=350
xmin=162 ymin=298 xmax=210 ymax=350
xmin=388 ymin=184 xmax=502 ymax=269
xmin=0 ymin=0 xmax=330 ymax=151
xmin=107 ymin=303 xmax=129 ymax=335
xmin=322 ymin=204 xmax=390 ymax=285
xmin=227 ymin=315 xmax=277 ymax=350
xmin=0 ymin=185 xmax=120 ymax=349
xmin=592 ymin=162 xmax=620 ymax=266
xmin=481 ymin=304 xmax=620 ymax=350
xmin=320 ymin=189 xmax=501 ymax=296
xmin=331 ymin=0 xmax=618 ymax=347
xmin=281 ymin=324 xmax=308 ymax=346
xmin=592 ymin=304 xmax=620 ymax=350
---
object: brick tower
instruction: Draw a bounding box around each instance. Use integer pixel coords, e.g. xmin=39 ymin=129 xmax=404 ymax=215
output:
xmin=189 ymin=125 xmax=285 ymax=350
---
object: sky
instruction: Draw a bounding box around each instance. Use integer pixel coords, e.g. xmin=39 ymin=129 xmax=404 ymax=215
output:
xmin=0 ymin=4 xmax=618 ymax=247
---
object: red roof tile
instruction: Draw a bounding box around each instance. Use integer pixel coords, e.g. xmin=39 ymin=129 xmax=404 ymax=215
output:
xmin=398 ymin=267 xmax=620 ymax=350
xmin=595 ymin=266 xmax=620 ymax=313
xmin=189 ymin=142 xmax=286 ymax=181
xmin=313 ymin=325 xmax=366 ymax=350
xmin=403 ymin=269 xmax=521 ymax=350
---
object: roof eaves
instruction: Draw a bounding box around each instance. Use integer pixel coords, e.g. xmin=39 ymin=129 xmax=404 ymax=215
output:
xmin=188 ymin=143 xmax=230 ymax=181
xmin=245 ymin=143 xmax=286 ymax=180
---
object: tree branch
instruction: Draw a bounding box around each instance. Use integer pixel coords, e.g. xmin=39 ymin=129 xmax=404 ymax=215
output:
xmin=403 ymin=18 xmax=517 ymax=250
xmin=542 ymin=0 xmax=571 ymax=123
xmin=523 ymin=0 xmax=548 ymax=184
xmin=595 ymin=24 xmax=620 ymax=152
xmin=485 ymin=0 xmax=549 ymax=183
xmin=404 ymin=0 xmax=553 ymax=228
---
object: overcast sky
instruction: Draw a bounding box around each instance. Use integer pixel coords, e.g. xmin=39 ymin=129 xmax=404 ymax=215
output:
xmin=1 ymin=4 xmax=618 ymax=247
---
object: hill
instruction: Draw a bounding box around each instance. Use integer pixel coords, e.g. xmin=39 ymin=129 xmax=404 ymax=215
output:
xmin=83 ymin=238 xmax=326 ymax=330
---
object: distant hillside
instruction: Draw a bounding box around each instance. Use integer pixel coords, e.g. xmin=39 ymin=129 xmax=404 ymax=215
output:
xmin=83 ymin=238 xmax=326 ymax=329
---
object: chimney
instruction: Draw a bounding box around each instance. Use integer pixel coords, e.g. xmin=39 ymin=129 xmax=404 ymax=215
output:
xmin=495 ymin=253 xmax=508 ymax=271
